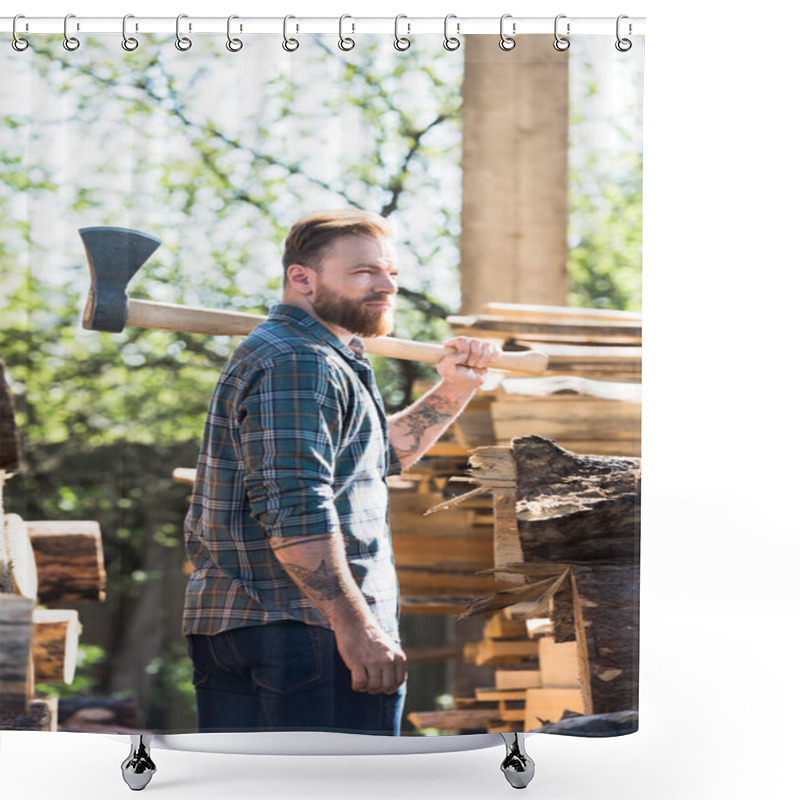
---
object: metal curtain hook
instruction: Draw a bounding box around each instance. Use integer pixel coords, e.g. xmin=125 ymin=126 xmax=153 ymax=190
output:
xmin=12 ymin=14 xmax=29 ymax=51
xmin=175 ymin=13 xmax=192 ymax=51
xmin=394 ymin=14 xmax=410 ymax=51
xmin=553 ymin=14 xmax=570 ymax=51
xmin=615 ymin=15 xmax=633 ymax=51
xmin=443 ymin=14 xmax=460 ymax=51
xmin=122 ymin=14 xmax=139 ymax=51
xmin=499 ymin=13 xmax=515 ymax=50
xmin=226 ymin=15 xmax=243 ymax=51
xmin=63 ymin=13 xmax=80 ymax=51
xmin=339 ymin=14 xmax=355 ymax=51
xmin=282 ymin=15 xmax=299 ymax=51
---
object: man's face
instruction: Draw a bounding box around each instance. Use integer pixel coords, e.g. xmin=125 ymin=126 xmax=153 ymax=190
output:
xmin=310 ymin=234 xmax=398 ymax=338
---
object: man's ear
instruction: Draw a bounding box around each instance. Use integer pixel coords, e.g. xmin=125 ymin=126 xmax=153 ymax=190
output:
xmin=285 ymin=264 xmax=317 ymax=295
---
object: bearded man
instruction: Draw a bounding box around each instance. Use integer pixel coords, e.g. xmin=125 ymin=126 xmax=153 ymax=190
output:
xmin=182 ymin=208 xmax=499 ymax=735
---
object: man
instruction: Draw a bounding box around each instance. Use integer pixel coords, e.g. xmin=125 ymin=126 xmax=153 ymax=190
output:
xmin=183 ymin=208 xmax=500 ymax=735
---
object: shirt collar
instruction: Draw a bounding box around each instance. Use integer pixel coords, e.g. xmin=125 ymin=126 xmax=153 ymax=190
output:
xmin=265 ymin=303 xmax=368 ymax=364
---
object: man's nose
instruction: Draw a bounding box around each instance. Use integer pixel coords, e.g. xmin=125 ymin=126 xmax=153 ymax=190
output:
xmin=374 ymin=273 xmax=398 ymax=294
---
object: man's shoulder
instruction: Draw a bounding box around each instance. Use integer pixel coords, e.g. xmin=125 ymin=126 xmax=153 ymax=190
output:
xmin=229 ymin=319 xmax=342 ymax=379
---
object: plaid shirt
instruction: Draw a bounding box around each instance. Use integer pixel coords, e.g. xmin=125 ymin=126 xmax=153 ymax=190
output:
xmin=182 ymin=304 xmax=403 ymax=642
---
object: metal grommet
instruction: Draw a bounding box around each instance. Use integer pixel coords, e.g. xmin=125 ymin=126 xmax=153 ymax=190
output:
xmin=175 ymin=13 xmax=192 ymax=51
xmin=443 ymin=14 xmax=460 ymax=51
xmin=615 ymin=15 xmax=632 ymax=52
xmin=499 ymin=13 xmax=515 ymax=51
xmin=226 ymin=15 xmax=243 ymax=52
xmin=63 ymin=13 xmax=80 ymax=51
xmin=338 ymin=14 xmax=355 ymax=51
xmin=553 ymin=14 xmax=570 ymax=52
xmin=394 ymin=14 xmax=410 ymax=51
xmin=12 ymin=15 xmax=29 ymax=51
xmin=122 ymin=14 xmax=139 ymax=51
xmin=282 ymin=15 xmax=299 ymax=51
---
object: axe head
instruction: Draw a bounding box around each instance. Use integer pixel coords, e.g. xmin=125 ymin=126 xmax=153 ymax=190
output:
xmin=79 ymin=226 xmax=161 ymax=332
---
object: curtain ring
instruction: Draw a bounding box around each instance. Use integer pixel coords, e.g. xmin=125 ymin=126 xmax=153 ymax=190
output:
xmin=63 ymin=13 xmax=80 ymax=51
xmin=175 ymin=13 xmax=192 ymax=51
xmin=226 ymin=15 xmax=243 ymax=52
xmin=394 ymin=15 xmax=411 ymax=51
xmin=499 ymin=13 xmax=515 ymax=51
xmin=553 ymin=14 xmax=570 ymax=51
xmin=122 ymin=14 xmax=139 ymax=51
xmin=12 ymin=15 xmax=29 ymax=51
xmin=615 ymin=15 xmax=633 ymax=52
xmin=282 ymin=15 xmax=299 ymax=51
xmin=339 ymin=14 xmax=355 ymax=51
xmin=443 ymin=14 xmax=460 ymax=51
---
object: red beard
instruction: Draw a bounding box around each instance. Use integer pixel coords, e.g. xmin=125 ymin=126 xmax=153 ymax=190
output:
xmin=311 ymin=282 xmax=395 ymax=338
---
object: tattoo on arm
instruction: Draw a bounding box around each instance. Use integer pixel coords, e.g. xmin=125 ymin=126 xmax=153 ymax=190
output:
xmin=270 ymin=534 xmax=332 ymax=553
xmin=392 ymin=395 xmax=460 ymax=460
xmin=281 ymin=559 xmax=348 ymax=602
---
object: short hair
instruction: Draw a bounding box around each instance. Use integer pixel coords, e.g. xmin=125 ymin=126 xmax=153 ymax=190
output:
xmin=282 ymin=209 xmax=392 ymax=284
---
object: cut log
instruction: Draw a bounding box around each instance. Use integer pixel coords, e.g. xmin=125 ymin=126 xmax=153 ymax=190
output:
xmin=569 ymin=565 xmax=639 ymax=714
xmin=0 ymin=696 xmax=58 ymax=732
xmin=1 ymin=514 xmax=38 ymax=600
xmin=0 ymin=593 xmax=34 ymax=717
xmin=513 ymin=437 xmax=640 ymax=565
xmin=32 ymin=609 xmax=82 ymax=684
xmin=26 ymin=520 xmax=106 ymax=603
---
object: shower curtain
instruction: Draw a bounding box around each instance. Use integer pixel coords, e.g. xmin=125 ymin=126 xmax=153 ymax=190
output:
xmin=0 ymin=24 xmax=644 ymax=741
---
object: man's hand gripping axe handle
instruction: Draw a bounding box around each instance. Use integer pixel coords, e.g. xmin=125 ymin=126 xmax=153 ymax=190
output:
xmin=79 ymin=226 xmax=549 ymax=375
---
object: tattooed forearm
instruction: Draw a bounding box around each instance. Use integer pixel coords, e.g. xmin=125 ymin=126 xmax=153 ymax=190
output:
xmin=281 ymin=558 xmax=349 ymax=602
xmin=390 ymin=394 xmax=462 ymax=462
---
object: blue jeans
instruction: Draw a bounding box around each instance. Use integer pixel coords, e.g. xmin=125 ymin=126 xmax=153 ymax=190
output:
xmin=186 ymin=621 xmax=406 ymax=735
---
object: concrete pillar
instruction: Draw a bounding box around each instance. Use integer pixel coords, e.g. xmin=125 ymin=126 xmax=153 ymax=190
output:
xmin=460 ymin=35 xmax=569 ymax=314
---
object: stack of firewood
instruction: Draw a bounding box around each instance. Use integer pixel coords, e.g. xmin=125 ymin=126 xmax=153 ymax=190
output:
xmin=407 ymin=610 xmax=585 ymax=734
xmin=0 ymin=358 xmax=108 ymax=731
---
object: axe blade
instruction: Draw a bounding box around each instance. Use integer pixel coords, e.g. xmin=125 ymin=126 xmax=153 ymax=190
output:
xmin=79 ymin=226 xmax=162 ymax=332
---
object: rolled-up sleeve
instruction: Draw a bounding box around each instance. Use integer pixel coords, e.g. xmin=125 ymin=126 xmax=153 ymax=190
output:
xmin=236 ymin=352 xmax=343 ymax=537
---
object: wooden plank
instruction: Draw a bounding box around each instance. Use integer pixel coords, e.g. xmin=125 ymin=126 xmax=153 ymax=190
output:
xmin=407 ymin=708 xmax=505 ymax=732
xmin=524 ymin=688 xmax=586 ymax=730
xmin=448 ymin=314 xmax=642 ymax=345
xmin=484 ymin=613 xmax=529 ymax=640
xmin=493 ymin=489 xmax=525 ymax=585
xmin=481 ymin=303 xmax=641 ymax=324
xmin=538 ymin=636 xmax=581 ymax=689
xmin=464 ymin=638 xmax=540 ymax=667
xmin=495 ymin=669 xmax=543 ymax=690
xmin=475 ymin=687 xmax=528 ymax=702
xmin=399 ymin=597 xmax=472 ymax=616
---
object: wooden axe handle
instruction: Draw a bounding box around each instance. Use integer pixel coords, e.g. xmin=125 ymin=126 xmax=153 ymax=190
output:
xmin=124 ymin=298 xmax=548 ymax=374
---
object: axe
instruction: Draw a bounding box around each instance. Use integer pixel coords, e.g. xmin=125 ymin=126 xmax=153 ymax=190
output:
xmin=78 ymin=226 xmax=548 ymax=374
